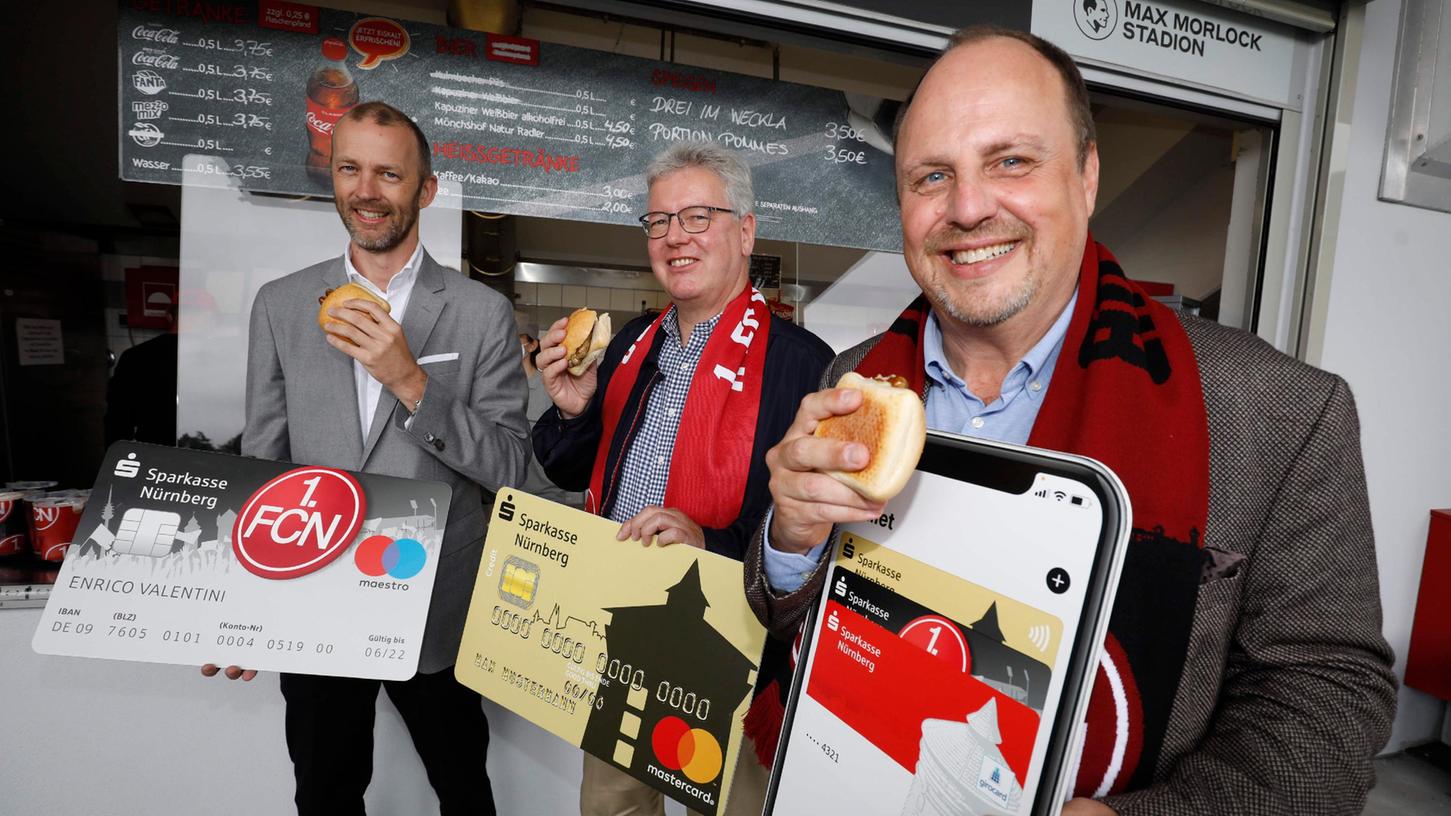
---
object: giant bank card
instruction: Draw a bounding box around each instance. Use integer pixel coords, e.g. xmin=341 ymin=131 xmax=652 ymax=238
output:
xmin=32 ymin=442 xmax=451 ymax=680
xmin=768 ymin=434 xmax=1130 ymax=816
xmin=455 ymin=490 xmax=768 ymax=816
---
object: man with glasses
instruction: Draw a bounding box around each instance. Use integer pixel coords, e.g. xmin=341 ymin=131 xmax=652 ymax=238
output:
xmin=532 ymin=142 xmax=833 ymax=816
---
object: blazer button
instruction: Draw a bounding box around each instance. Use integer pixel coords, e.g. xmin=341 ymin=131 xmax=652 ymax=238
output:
xmin=432 ymin=438 xmax=445 ymax=451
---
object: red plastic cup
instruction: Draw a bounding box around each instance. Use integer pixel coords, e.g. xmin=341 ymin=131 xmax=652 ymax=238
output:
xmin=30 ymin=496 xmax=84 ymax=562
xmin=0 ymin=490 xmax=27 ymax=556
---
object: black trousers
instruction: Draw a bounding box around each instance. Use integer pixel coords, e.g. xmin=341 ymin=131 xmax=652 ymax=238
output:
xmin=279 ymin=669 xmax=496 ymax=816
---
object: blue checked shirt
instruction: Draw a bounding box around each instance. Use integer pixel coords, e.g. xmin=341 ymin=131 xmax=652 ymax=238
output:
xmin=764 ymin=291 xmax=1077 ymax=590
xmin=608 ymin=307 xmax=722 ymax=523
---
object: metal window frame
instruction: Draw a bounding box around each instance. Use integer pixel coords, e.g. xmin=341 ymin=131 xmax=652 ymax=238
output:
xmin=1378 ymin=0 xmax=1451 ymax=215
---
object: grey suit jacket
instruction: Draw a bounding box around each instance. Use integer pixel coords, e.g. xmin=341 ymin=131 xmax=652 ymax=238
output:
xmin=744 ymin=314 xmax=1397 ymax=815
xmin=243 ymin=249 xmax=529 ymax=674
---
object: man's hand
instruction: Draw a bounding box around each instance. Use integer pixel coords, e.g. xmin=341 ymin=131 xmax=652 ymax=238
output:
xmin=1062 ymin=798 xmax=1117 ymax=815
xmin=618 ymin=506 xmax=705 ymax=549
xmin=765 ymin=387 xmax=886 ymax=553
xmin=200 ymin=664 xmax=257 ymax=682
xmin=537 ymin=315 xmax=599 ymax=419
xmin=323 ymin=298 xmax=427 ymax=409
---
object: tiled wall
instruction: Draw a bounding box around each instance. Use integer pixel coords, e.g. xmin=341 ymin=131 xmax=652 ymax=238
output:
xmin=512 ymin=281 xmax=671 ymax=336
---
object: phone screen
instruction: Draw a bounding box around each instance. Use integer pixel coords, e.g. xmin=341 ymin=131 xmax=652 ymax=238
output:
xmin=768 ymin=450 xmax=1113 ymax=816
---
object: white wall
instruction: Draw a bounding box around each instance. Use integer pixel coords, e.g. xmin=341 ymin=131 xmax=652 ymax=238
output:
xmin=1316 ymin=0 xmax=1451 ymax=752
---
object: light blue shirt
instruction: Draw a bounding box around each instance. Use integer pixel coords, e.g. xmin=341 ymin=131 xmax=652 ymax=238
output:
xmin=763 ymin=291 xmax=1078 ymax=591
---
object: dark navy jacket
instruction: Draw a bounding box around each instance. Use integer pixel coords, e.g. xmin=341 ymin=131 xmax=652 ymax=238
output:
xmin=532 ymin=310 xmax=833 ymax=560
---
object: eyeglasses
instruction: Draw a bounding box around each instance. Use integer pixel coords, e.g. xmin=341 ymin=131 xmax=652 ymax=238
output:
xmin=638 ymin=206 xmax=734 ymax=239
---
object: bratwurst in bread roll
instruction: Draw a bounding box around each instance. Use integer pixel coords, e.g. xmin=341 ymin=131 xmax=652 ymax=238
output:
xmin=813 ymin=371 xmax=927 ymax=503
xmin=318 ymin=283 xmax=390 ymax=345
xmin=562 ymin=308 xmax=612 ymax=376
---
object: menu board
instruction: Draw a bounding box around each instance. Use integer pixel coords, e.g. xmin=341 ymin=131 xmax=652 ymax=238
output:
xmin=117 ymin=0 xmax=903 ymax=251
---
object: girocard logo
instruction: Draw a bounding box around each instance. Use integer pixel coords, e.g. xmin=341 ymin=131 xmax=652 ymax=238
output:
xmin=651 ymin=716 xmax=724 ymax=784
xmin=133 ymin=70 xmax=167 ymax=95
xmin=1074 ymin=0 xmax=1119 ymax=40
xmin=354 ymin=534 xmax=427 ymax=580
xmin=233 ymin=467 xmax=366 ymax=580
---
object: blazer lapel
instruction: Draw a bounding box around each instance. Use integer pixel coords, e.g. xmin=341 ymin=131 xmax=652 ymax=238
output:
xmin=318 ymin=259 xmax=366 ymax=460
xmin=360 ymin=251 xmax=446 ymax=465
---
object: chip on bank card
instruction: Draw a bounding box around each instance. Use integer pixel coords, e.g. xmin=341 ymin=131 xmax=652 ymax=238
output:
xmin=499 ymin=556 xmax=540 ymax=608
xmin=113 ymin=508 xmax=182 ymax=557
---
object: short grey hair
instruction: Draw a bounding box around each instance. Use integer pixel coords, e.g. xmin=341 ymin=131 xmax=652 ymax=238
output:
xmin=644 ymin=142 xmax=754 ymax=217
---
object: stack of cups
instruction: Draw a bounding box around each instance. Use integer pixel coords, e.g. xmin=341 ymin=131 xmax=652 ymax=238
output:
xmin=5 ymin=481 xmax=59 ymax=561
xmin=29 ymin=489 xmax=87 ymax=563
xmin=0 ymin=490 xmax=28 ymax=557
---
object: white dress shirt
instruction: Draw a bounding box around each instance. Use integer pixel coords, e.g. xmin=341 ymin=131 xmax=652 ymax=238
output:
xmin=341 ymin=241 xmax=424 ymax=439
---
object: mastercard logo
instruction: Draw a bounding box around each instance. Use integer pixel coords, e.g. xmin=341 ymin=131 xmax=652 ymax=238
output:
xmin=354 ymin=535 xmax=426 ymax=579
xmin=651 ymin=716 xmax=723 ymax=784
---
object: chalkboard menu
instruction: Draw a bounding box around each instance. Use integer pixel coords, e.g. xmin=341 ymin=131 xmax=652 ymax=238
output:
xmin=117 ymin=0 xmax=903 ymax=252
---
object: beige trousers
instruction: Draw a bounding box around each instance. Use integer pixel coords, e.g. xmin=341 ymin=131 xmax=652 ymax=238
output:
xmin=580 ymin=734 xmax=770 ymax=816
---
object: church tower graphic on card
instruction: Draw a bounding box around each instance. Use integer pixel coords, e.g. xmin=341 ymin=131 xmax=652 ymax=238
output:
xmin=580 ymin=561 xmax=757 ymax=814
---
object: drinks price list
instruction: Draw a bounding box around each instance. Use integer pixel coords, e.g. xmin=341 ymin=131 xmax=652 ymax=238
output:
xmin=117 ymin=0 xmax=903 ymax=252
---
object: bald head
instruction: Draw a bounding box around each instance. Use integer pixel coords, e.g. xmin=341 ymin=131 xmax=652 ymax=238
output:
xmin=896 ymin=27 xmax=1096 ymax=170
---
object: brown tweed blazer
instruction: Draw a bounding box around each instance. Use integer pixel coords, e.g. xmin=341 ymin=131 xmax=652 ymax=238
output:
xmin=744 ymin=314 xmax=1397 ymax=815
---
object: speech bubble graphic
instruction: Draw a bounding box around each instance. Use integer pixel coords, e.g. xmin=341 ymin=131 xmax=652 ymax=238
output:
xmin=348 ymin=17 xmax=409 ymax=69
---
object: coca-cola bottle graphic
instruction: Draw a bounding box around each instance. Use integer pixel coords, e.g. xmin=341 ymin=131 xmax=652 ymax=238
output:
xmin=305 ymin=37 xmax=359 ymax=180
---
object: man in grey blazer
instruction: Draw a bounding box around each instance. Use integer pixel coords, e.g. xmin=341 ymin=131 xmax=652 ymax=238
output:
xmin=750 ymin=28 xmax=1396 ymax=816
xmin=206 ymin=102 xmax=527 ymax=815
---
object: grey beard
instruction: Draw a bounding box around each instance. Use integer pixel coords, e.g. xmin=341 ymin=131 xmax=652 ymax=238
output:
xmin=930 ymin=276 xmax=1036 ymax=328
xmin=346 ymin=214 xmax=412 ymax=252
xmin=339 ymin=201 xmax=419 ymax=253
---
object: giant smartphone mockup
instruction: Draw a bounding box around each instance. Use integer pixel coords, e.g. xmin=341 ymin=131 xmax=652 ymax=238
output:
xmin=766 ymin=433 xmax=1131 ymax=816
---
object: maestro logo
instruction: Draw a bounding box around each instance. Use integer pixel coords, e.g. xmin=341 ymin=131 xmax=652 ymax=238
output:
xmin=1074 ymin=0 xmax=1119 ymax=40
xmin=354 ymin=535 xmax=427 ymax=580
xmin=233 ymin=467 xmax=366 ymax=580
xmin=651 ymin=716 xmax=723 ymax=784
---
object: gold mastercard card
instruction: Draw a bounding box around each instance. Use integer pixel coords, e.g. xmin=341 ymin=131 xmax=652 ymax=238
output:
xmin=456 ymin=490 xmax=767 ymax=816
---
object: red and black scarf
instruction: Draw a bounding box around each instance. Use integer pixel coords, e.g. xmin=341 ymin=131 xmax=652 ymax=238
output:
xmin=587 ymin=286 xmax=772 ymax=528
xmin=749 ymin=238 xmax=1210 ymax=797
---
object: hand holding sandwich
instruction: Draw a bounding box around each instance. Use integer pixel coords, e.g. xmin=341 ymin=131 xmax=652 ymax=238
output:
xmin=320 ymin=284 xmax=427 ymax=411
xmin=765 ymin=373 xmax=925 ymax=554
xmin=537 ymin=308 xmax=611 ymax=419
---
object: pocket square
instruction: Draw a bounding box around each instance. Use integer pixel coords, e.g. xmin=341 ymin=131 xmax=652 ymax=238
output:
xmin=418 ymin=352 xmax=460 ymax=365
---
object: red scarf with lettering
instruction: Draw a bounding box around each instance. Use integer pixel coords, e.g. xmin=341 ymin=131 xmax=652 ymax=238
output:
xmin=748 ymin=238 xmax=1210 ymax=797
xmin=587 ymin=286 xmax=771 ymax=528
